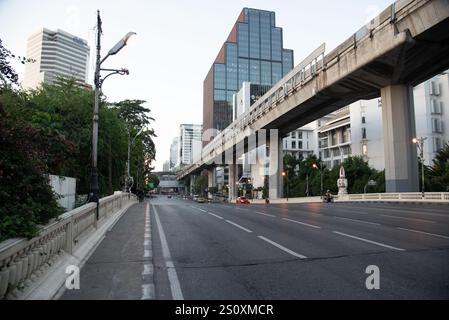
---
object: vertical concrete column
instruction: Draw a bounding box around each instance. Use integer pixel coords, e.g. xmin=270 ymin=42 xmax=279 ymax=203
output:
xmin=381 ymin=85 xmax=419 ymax=192
xmin=228 ymin=163 xmax=237 ymax=202
xmin=207 ymin=167 xmax=216 ymax=188
xmin=189 ymin=175 xmax=195 ymax=195
xmin=267 ymin=130 xmax=283 ymax=199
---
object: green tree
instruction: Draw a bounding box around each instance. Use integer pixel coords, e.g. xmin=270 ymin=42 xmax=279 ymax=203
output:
xmin=427 ymin=142 xmax=449 ymax=191
xmin=193 ymin=175 xmax=208 ymax=196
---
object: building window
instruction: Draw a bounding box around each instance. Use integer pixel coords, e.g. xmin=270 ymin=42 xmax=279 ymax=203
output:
xmin=292 ymin=141 xmax=296 ymax=149
xmin=237 ymin=23 xmax=249 ymax=58
xmin=250 ymin=60 xmax=260 ymax=83
xmin=430 ymin=81 xmax=440 ymax=96
xmin=272 ymin=62 xmax=282 ymax=84
xmin=297 ymin=131 xmax=303 ymax=139
xmin=214 ymin=64 xmax=226 ymax=90
xmin=282 ymin=49 xmax=293 ymax=76
xmin=298 ymin=141 xmax=303 ymax=149
xmin=434 ymin=137 xmax=442 ymax=152
xmin=260 ymin=61 xmax=271 ymax=85
xmin=248 ymin=10 xmax=260 ymax=59
xmin=291 ymin=131 xmax=296 ymax=139
xmin=362 ymin=127 xmax=367 ymax=139
xmin=431 ymin=99 xmax=442 ymax=114
xmin=260 ymin=11 xmax=271 ymax=60
xmin=432 ymin=118 xmax=443 ymax=133
xmin=271 ymin=27 xmax=282 ymax=61
xmin=226 ymin=44 xmax=238 ymax=91
xmin=361 ymin=116 xmax=366 ymax=124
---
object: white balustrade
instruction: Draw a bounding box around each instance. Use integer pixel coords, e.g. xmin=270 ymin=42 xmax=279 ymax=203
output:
xmin=0 ymin=191 xmax=137 ymax=299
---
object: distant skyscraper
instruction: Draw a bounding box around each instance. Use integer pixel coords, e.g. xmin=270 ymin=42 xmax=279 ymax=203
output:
xmin=169 ymin=137 xmax=179 ymax=170
xmin=177 ymin=124 xmax=202 ymax=167
xmin=23 ymin=28 xmax=90 ymax=89
xmin=203 ymin=8 xmax=294 ymax=143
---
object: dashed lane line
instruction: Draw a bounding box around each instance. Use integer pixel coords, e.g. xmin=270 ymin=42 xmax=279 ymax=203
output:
xmin=257 ymin=236 xmax=307 ymax=259
xmin=332 ymin=231 xmax=405 ymax=251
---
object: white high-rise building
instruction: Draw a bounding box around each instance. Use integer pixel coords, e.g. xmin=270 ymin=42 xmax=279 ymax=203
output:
xmin=177 ymin=124 xmax=202 ymax=167
xmin=23 ymin=28 xmax=90 ymax=89
xmin=169 ymin=137 xmax=179 ymax=171
xmin=414 ymin=71 xmax=449 ymax=165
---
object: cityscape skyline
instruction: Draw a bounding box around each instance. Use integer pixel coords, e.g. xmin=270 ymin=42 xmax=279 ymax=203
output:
xmin=0 ymin=0 xmax=394 ymax=171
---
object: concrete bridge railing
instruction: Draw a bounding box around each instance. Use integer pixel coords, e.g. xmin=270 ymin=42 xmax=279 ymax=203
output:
xmin=250 ymin=192 xmax=449 ymax=204
xmin=0 ymin=191 xmax=137 ymax=299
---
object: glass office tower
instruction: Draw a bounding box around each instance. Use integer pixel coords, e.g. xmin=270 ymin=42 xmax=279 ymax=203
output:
xmin=203 ymin=8 xmax=294 ymax=144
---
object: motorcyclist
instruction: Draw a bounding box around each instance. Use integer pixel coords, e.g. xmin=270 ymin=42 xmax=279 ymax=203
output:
xmin=324 ymin=189 xmax=332 ymax=203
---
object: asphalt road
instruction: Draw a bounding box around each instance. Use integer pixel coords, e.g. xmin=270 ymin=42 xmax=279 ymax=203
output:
xmin=61 ymin=196 xmax=449 ymax=299
xmin=151 ymin=196 xmax=449 ymax=299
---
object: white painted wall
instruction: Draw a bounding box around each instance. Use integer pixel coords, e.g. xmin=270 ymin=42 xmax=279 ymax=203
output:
xmin=48 ymin=174 xmax=76 ymax=211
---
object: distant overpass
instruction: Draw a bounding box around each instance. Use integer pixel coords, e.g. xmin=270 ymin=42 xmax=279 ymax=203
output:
xmin=178 ymin=0 xmax=449 ymax=198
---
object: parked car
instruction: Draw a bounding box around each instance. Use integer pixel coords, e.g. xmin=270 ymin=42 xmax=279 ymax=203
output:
xmin=236 ymin=196 xmax=250 ymax=204
xmin=196 ymin=197 xmax=206 ymax=203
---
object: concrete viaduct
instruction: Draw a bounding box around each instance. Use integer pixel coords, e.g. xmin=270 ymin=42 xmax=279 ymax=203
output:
xmin=178 ymin=0 xmax=449 ymax=200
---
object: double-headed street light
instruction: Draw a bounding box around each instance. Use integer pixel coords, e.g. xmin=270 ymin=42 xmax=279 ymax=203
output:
xmin=90 ymin=10 xmax=136 ymax=224
xmin=312 ymin=163 xmax=324 ymax=199
xmin=413 ymin=137 xmax=428 ymax=198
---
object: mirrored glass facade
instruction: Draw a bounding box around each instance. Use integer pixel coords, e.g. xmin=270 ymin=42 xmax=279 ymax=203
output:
xmin=204 ymin=8 xmax=294 ymax=140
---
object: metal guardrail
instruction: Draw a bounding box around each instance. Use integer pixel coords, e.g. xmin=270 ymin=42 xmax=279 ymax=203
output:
xmin=0 ymin=191 xmax=136 ymax=299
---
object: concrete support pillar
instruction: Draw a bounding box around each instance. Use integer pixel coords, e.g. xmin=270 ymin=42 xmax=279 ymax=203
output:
xmin=228 ymin=163 xmax=237 ymax=202
xmin=381 ymin=85 xmax=419 ymax=192
xmin=207 ymin=167 xmax=216 ymax=188
xmin=267 ymin=132 xmax=283 ymax=199
xmin=189 ymin=175 xmax=195 ymax=195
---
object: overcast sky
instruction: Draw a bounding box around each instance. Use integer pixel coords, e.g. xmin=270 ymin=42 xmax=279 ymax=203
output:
xmin=0 ymin=0 xmax=393 ymax=170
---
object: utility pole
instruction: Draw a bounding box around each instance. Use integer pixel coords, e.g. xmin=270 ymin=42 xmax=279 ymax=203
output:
xmin=90 ymin=10 xmax=102 ymax=225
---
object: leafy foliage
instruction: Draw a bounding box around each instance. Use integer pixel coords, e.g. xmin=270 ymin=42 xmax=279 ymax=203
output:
xmin=0 ymin=40 xmax=156 ymax=240
xmin=283 ymin=154 xmax=385 ymax=197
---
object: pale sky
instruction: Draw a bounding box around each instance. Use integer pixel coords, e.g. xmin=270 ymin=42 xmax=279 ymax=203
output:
xmin=0 ymin=0 xmax=393 ymax=171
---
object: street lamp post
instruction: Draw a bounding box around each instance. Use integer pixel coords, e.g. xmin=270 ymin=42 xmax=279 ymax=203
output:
xmin=90 ymin=10 xmax=136 ymax=224
xmin=282 ymin=171 xmax=289 ymax=201
xmin=413 ymin=137 xmax=427 ymax=198
xmin=313 ymin=163 xmax=323 ymax=199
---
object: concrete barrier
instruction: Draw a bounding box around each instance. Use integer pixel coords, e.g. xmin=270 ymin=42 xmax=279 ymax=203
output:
xmin=245 ymin=192 xmax=449 ymax=205
xmin=0 ymin=192 xmax=137 ymax=300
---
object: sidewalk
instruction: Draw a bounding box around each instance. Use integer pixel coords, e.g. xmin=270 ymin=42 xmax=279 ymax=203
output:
xmin=60 ymin=202 xmax=151 ymax=299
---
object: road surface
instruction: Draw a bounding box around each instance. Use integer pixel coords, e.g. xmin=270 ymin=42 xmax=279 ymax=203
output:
xmin=62 ymin=196 xmax=449 ymax=299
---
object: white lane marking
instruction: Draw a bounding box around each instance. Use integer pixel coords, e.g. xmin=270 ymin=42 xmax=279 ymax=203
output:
xmin=396 ymin=227 xmax=449 ymax=239
xmin=225 ymin=220 xmax=253 ymax=233
xmin=333 ymin=216 xmax=380 ymax=226
xmin=380 ymin=214 xmax=435 ymax=223
xmin=197 ymin=208 xmax=207 ymax=213
xmin=257 ymin=236 xmax=307 ymax=259
xmin=236 ymin=207 xmax=249 ymax=211
xmin=153 ymin=205 xmax=184 ymax=300
xmin=332 ymin=231 xmax=405 ymax=251
xmin=142 ymin=264 xmax=153 ymax=275
xmin=145 ymin=227 xmax=151 ymax=232
xmin=207 ymin=211 xmax=224 ymax=219
xmin=341 ymin=204 xmax=449 ymax=217
xmin=141 ymin=283 xmax=155 ymax=300
xmin=144 ymin=240 xmax=151 ymax=246
xmin=282 ymin=218 xmax=321 ymax=229
xmin=144 ymin=250 xmax=152 ymax=258
xmin=255 ymin=211 xmax=276 ymax=217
